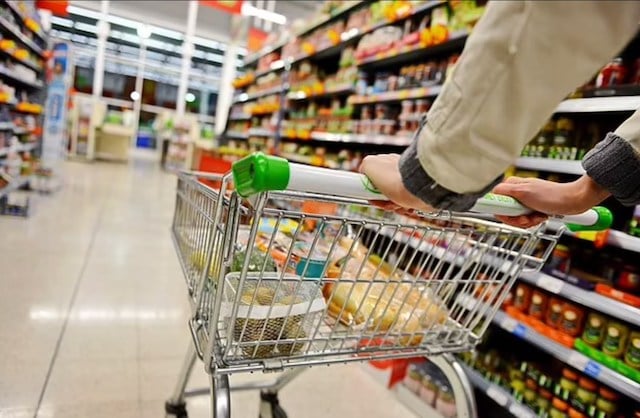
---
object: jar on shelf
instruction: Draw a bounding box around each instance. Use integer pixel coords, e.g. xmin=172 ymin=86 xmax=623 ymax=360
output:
xmin=435 ymin=384 xmax=457 ymax=418
xmin=593 ymin=387 xmax=619 ymax=416
xmin=529 ymin=290 xmax=549 ymax=320
xmin=625 ymin=331 xmax=640 ymax=370
xmin=550 ymin=397 xmax=570 ymax=418
xmin=418 ymin=373 xmax=438 ymax=405
xmin=602 ymin=321 xmax=630 ymax=358
xmin=571 ymin=376 xmax=598 ymax=412
xmin=555 ymin=368 xmax=578 ymax=401
xmin=581 ymin=313 xmax=607 ymax=348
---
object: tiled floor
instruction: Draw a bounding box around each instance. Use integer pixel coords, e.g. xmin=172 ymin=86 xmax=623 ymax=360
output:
xmin=0 ymin=156 xmax=413 ymax=417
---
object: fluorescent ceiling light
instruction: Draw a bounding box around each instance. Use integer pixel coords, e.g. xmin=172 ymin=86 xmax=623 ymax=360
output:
xmin=185 ymin=92 xmax=196 ymax=103
xmin=138 ymin=25 xmax=152 ymax=40
xmin=130 ymin=91 xmax=140 ymax=101
xmin=51 ymin=16 xmax=73 ymax=28
xmin=241 ymin=3 xmax=286 ymax=25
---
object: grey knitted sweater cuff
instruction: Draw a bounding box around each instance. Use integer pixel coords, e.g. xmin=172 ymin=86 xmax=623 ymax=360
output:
xmin=398 ymin=140 xmax=503 ymax=211
xmin=582 ymin=132 xmax=640 ymax=206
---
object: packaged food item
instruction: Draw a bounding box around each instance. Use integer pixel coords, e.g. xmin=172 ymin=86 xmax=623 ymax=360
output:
xmin=418 ymin=373 xmax=438 ymax=405
xmin=538 ymin=388 xmax=553 ymax=412
xmin=596 ymin=57 xmax=627 ymax=88
xmin=559 ymin=302 xmax=585 ymax=337
xmin=571 ymin=376 xmax=598 ymax=411
xmin=624 ymin=331 xmax=640 ymax=369
xmin=615 ymin=264 xmax=640 ymax=295
xmin=435 ymin=384 xmax=456 ymax=418
xmin=546 ymin=297 xmax=565 ymax=328
xmin=322 ymin=240 xmax=448 ymax=346
xmin=529 ymin=290 xmax=549 ymax=320
xmin=568 ymin=407 xmax=587 ymax=418
xmin=513 ymin=284 xmax=532 ymax=312
xmin=602 ymin=321 xmax=629 ymax=358
xmin=548 ymin=244 xmax=571 ymax=274
xmin=581 ymin=313 xmax=607 ymax=348
xmin=550 ymin=397 xmax=570 ymax=418
xmin=555 ymin=368 xmax=578 ymax=401
xmin=594 ymin=387 xmax=619 ymax=416
xmin=404 ymin=364 xmax=423 ymax=393
xmin=524 ymin=378 xmax=539 ymax=409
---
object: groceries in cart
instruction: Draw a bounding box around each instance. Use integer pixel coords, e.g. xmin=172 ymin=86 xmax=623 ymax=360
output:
xmin=188 ymin=212 xmax=457 ymax=361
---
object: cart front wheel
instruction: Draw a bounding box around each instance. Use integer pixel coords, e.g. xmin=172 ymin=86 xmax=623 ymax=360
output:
xmin=164 ymin=400 xmax=188 ymax=417
xmin=258 ymin=391 xmax=287 ymax=418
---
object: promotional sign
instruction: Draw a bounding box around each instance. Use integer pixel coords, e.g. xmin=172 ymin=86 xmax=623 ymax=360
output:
xmin=199 ymin=0 xmax=243 ymax=14
xmin=247 ymin=27 xmax=267 ymax=53
xmin=41 ymin=42 xmax=71 ymax=171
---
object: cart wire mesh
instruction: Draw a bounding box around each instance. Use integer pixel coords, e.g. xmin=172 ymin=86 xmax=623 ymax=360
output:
xmin=172 ymin=172 xmax=557 ymax=374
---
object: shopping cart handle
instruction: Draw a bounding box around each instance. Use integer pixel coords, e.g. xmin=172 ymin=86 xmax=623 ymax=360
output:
xmin=232 ymin=152 xmax=612 ymax=231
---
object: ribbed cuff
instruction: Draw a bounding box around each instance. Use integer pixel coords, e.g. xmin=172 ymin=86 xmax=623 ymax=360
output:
xmin=582 ymin=132 xmax=640 ymax=206
xmin=398 ymin=140 xmax=503 ymax=211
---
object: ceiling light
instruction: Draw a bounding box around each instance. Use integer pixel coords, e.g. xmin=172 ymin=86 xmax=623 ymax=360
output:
xmin=130 ymin=91 xmax=140 ymax=101
xmin=185 ymin=92 xmax=196 ymax=103
xmin=137 ymin=24 xmax=152 ymax=40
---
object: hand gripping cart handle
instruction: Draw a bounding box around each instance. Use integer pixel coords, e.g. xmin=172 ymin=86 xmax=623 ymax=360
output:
xmin=166 ymin=153 xmax=612 ymax=418
xmin=232 ymin=152 xmax=612 ymax=231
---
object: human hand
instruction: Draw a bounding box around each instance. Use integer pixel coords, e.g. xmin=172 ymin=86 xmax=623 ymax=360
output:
xmin=359 ymin=154 xmax=434 ymax=213
xmin=492 ymin=175 xmax=611 ymax=228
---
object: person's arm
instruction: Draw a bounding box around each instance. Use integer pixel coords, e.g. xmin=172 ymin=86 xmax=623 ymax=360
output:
xmin=362 ymin=1 xmax=640 ymax=211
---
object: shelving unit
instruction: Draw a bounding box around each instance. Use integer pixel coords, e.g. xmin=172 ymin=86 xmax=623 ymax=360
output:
xmin=514 ymin=157 xmax=584 ymax=175
xmin=460 ymin=364 xmax=537 ymax=418
xmin=0 ymin=0 xmax=48 ymax=214
xmin=457 ymin=294 xmax=640 ymax=402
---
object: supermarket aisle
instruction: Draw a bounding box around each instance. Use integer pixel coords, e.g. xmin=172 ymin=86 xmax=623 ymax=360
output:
xmin=0 ymin=158 xmax=413 ymax=418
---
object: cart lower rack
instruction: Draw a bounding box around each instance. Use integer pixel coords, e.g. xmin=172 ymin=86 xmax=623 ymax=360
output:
xmin=165 ymin=153 xmax=611 ymax=418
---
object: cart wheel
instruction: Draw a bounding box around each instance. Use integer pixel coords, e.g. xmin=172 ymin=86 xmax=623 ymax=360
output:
xmin=165 ymin=400 xmax=188 ymax=418
xmin=258 ymin=392 xmax=287 ymax=418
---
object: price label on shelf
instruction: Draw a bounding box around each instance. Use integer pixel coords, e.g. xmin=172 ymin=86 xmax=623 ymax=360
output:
xmin=567 ymin=352 xmax=589 ymax=371
xmin=486 ymin=385 xmax=508 ymax=406
xmin=513 ymin=324 xmax=528 ymax=338
xmin=501 ymin=316 xmax=518 ymax=333
xmin=584 ymin=361 xmax=602 ymax=378
xmin=538 ymin=275 xmax=564 ymax=294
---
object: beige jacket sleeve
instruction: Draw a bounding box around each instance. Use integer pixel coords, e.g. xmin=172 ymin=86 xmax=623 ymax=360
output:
xmin=411 ymin=1 xmax=640 ymax=195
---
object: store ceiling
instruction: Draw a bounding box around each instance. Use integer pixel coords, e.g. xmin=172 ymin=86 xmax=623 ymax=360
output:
xmin=70 ymin=0 xmax=319 ymax=44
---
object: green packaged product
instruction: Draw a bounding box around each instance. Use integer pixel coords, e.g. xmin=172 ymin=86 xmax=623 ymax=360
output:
xmin=624 ymin=331 xmax=640 ymax=369
xmin=582 ymin=313 xmax=607 ymax=348
xmin=602 ymin=321 xmax=629 ymax=358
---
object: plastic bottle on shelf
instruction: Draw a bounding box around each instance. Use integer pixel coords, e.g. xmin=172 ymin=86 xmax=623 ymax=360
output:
xmin=595 ymin=58 xmax=627 ymax=88
xmin=601 ymin=321 xmax=629 ymax=359
xmin=581 ymin=313 xmax=608 ymax=348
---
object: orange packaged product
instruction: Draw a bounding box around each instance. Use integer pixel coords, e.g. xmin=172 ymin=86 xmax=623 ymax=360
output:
xmin=546 ymin=297 xmax=564 ymax=329
xmin=528 ymin=290 xmax=549 ymax=320
xmin=559 ymin=302 xmax=585 ymax=337
xmin=513 ymin=284 xmax=532 ymax=312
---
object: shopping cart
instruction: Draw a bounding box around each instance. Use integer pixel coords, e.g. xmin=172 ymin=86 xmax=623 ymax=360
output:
xmin=165 ymin=153 xmax=612 ymax=418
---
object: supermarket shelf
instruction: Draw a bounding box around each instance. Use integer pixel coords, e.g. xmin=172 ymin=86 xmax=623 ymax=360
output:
xmin=225 ymin=131 xmax=249 ymax=140
xmin=604 ymin=229 xmax=640 ymax=253
xmin=460 ymin=364 xmax=537 ymax=418
xmin=228 ymin=113 xmax=251 ymax=121
xmin=394 ymin=384 xmax=445 ymax=418
xmin=514 ymin=157 xmax=584 ymax=175
xmin=287 ymin=85 xmax=354 ymax=101
xmin=233 ymin=86 xmax=286 ymax=103
xmin=357 ymin=31 xmax=469 ymax=70
xmin=243 ymin=38 xmax=288 ymax=67
xmin=458 ymin=295 xmax=640 ymax=402
xmin=0 ymin=174 xmax=28 ymax=197
xmin=0 ymin=47 xmax=42 ymax=72
xmin=295 ymin=1 xmax=366 ymax=38
xmin=0 ymin=142 xmax=35 ymax=156
xmin=4 ymin=0 xmax=47 ymax=42
xmin=0 ymin=15 xmax=44 ymax=57
xmin=349 ymin=85 xmax=443 ymax=105
xmin=0 ymin=66 xmax=43 ymax=89
xmin=279 ymin=152 xmax=329 ymax=168
xmin=555 ymin=96 xmax=640 ymax=113
xmin=309 ymin=131 xmax=412 ymax=146
xmin=254 ymin=60 xmax=286 ymax=78
xmin=12 ymin=102 xmax=42 ymax=114
xmin=247 ymin=128 xmax=276 ymax=137
xmin=519 ymin=270 xmax=640 ymax=328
